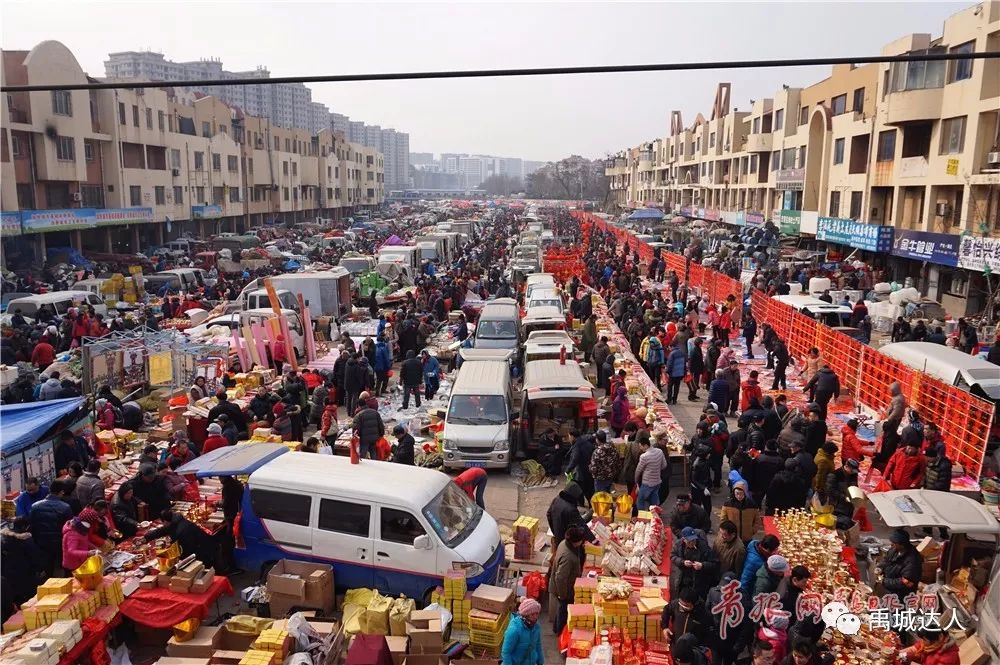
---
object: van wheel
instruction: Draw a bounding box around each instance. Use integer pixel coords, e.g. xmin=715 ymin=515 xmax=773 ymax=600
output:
xmin=421 ymin=587 xmax=437 ymax=608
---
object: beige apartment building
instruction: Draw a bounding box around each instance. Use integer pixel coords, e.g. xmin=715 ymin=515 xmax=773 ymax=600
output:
xmin=607 ymin=1 xmax=1000 ymax=315
xmin=0 ymin=40 xmax=384 ymax=264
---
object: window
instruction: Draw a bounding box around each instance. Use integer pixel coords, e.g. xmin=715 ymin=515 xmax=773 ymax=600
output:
xmin=891 ymin=48 xmax=946 ymax=91
xmin=11 ymin=134 xmax=21 ymax=157
xmin=939 ymin=116 xmax=966 ymax=155
xmin=285 ymin=139 xmax=291 ymax=152
xmin=283 ymin=161 xmax=288 ymax=175
xmin=212 ymin=153 xmax=221 ymax=171
xmin=145 ymin=108 xmax=152 ymax=129
xmin=248 ymin=158 xmax=254 ymax=174
xmin=84 ymin=140 xmax=94 ymax=162
xmin=831 ymin=94 xmax=847 ymax=116
xmin=782 ymin=148 xmax=796 ymax=169
xmin=877 ymin=130 xmax=896 ymax=162
xmin=227 ymin=155 xmax=238 ymax=172
xmin=81 ymin=184 xmax=103 ymax=208
xmin=51 ymin=90 xmax=72 ymax=116
xmin=852 ymin=87 xmax=865 ymax=112
xmin=709 ymin=132 xmax=716 ymax=148
xmin=194 ymin=151 xmax=204 ymax=170
xmin=283 ymin=187 xmax=289 ymax=201
xmin=833 ymin=138 xmax=845 ymax=165
xmin=292 ymin=162 xmax=297 ymax=176
xmin=274 ymin=136 xmax=280 ymax=150
xmin=829 ymin=191 xmax=841 ymax=217
xmin=750 ymin=154 xmax=758 ymax=173
xmin=948 ymin=41 xmax=974 ymax=82
xmin=774 ymin=109 xmax=784 ymax=131
xmin=849 ymin=191 xmax=863 ymax=220
xmin=319 ymin=499 xmax=369 ymax=536
xmin=335 ymin=166 xmax=339 ymax=178
xmin=173 ymin=186 xmax=183 ymax=204
xmin=129 ymin=185 xmax=142 ymax=206
xmin=196 ymin=186 xmax=205 ymax=203
xmin=55 ymin=136 xmax=75 ymax=161
xmin=158 ymin=111 xmax=165 ymax=131
xmin=170 ymin=149 xmax=181 ymax=170
xmin=168 ymin=114 xmax=174 ymax=132
xmin=202 ymin=121 xmax=211 ymax=137
xmin=154 ymin=186 xmax=165 ymax=205
xmin=798 ymin=147 xmax=806 ymax=168
xmin=799 ymin=106 xmax=809 ymax=126
xmin=771 ymin=150 xmax=780 ymax=171
xmin=229 ymin=187 xmax=240 ymax=203
xmin=327 ymin=187 xmax=333 ymax=199
xmin=250 ymin=489 xmax=311 ymax=527
xmin=380 ymin=508 xmax=426 ymax=545
xmin=118 ymin=102 xmax=126 ymax=125
xmin=752 ymin=117 xmax=760 ymax=134
xmin=132 ymin=105 xmax=139 ymax=126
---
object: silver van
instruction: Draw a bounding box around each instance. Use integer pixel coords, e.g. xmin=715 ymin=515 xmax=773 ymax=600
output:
xmin=442 ymin=355 xmax=515 ymax=470
xmin=474 ymin=298 xmax=521 ymax=351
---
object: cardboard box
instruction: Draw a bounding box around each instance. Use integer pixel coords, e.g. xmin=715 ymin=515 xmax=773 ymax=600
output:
xmin=917 ymin=536 xmax=943 ymax=559
xmin=139 ymin=575 xmax=159 ymax=590
xmin=213 ymin=626 xmax=256 ymax=652
xmin=470 ymin=585 xmax=514 ymax=615
xmin=266 ymin=560 xmax=334 ymax=615
xmin=155 ymin=659 xmax=211 ymax=665
xmin=208 ymin=651 xmax=245 ymax=665
xmin=405 ymin=610 xmax=443 ymax=648
xmin=158 ymin=573 xmax=173 ymax=589
xmin=170 ymin=576 xmax=194 ymax=593
xmin=166 ymin=627 xmax=220 ymax=659
xmin=176 ymin=560 xmax=205 ymax=580
xmin=958 ymin=635 xmax=989 ymax=665
xmin=385 ymin=635 xmax=408 ymax=665
xmin=191 ymin=569 xmax=216 ymax=594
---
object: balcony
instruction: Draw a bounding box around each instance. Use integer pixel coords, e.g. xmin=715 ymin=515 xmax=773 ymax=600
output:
xmin=745 ymin=133 xmax=773 ymax=153
xmin=884 ymin=88 xmax=943 ymax=124
xmin=898 ymin=156 xmax=929 ymax=179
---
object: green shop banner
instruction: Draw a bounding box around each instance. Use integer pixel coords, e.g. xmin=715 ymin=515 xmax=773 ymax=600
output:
xmin=775 ymin=210 xmax=801 ymax=235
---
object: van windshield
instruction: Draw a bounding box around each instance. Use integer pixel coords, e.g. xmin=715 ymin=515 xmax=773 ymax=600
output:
xmin=422 ymin=481 xmax=482 ymax=548
xmin=448 ymin=395 xmax=507 ymax=426
xmin=477 ymin=320 xmax=517 ymax=340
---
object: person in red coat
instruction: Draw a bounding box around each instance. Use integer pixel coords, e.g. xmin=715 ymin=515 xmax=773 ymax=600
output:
xmin=739 ymin=371 xmax=763 ymax=412
xmin=201 ymin=423 xmax=230 ymax=454
xmin=31 ymin=337 xmax=55 ymax=370
xmin=272 ymin=334 xmax=289 ymax=374
xmin=840 ymin=419 xmax=875 ymax=463
xmin=900 ymin=629 xmax=959 ymax=665
xmin=454 ymin=467 xmax=488 ymax=510
xmin=883 ymin=443 xmax=927 ymax=490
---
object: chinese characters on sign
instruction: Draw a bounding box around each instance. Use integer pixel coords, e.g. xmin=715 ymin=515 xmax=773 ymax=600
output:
xmin=891 ymin=230 xmax=960 ymax=267
xmin=817 ymin=217 xmax=894 ymax=252
xmin=958 ymin=235 xmax=1000 ymax=274
xmin=19 ymin=208 xmax=154 ymax=234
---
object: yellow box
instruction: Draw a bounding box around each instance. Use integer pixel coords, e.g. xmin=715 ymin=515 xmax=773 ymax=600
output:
xmin=38 ymin=579 xmax=74 ymax=596
xmin=35 ymin=594 xmax=70 ymax=611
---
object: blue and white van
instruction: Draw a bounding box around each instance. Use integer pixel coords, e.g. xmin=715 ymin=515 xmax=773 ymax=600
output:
xmin=178 ymin=445 xmax=503 ymax=601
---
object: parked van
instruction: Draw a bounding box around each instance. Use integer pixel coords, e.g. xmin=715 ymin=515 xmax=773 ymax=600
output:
xmin=518 ymin=359 xmax=594 ymax=451
xmin=522 ymin=305 xmax=565 ymax=336
xmin=524 ymin=273 xmax=557 ymax=300
xmin=442 ymin=355 xmax=515 ymax=470
xmin=178 ymin=445 xmax=503 ymax=601
xmin=526 ymin=287 xmax=565 ymax=314
xmin=7 ymin=291 xmax=107 ymax=319
xmin=238 ymin=288 xmax=300 ymax=314
xmin=377 ymin=246 xmax=421 ymax=274
xmin=474 ymin=298 xmax=521 ymax=350
xmin=879 ymin=341 xmax=1000 ymax=427
xmin=524 ymin=330 xmax=577 ymax=364
xmin=772 ymin=294 xmax=852 ymax=327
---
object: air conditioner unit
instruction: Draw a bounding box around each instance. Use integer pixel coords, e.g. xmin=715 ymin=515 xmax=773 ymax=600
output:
xmin=71 ymin=192 xmax=82 ymax=202
xmin=987 ymin=150 xmax=1000 ymax=167
xmin=171 ymin=168 xmax=180 ymax=177
xmin=935 ymin=202 xmax=952 ymax=217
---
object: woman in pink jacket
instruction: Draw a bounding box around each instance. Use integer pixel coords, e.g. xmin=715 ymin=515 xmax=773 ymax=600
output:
xmin=62 ymin=517 xmax=97 ymax=571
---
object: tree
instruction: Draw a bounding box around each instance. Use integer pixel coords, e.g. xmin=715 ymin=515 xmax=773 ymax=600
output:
xmin=526 ymin=156 xmax=609 ymax=202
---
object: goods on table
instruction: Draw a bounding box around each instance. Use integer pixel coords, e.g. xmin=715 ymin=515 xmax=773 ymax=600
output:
xmin=591 ymin=515 xmax=665 ymax=576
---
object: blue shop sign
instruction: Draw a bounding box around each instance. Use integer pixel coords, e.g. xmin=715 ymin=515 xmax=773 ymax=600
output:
xmin=891 ymin=229 xmax=959 ymax=267
xmin=817 ymin=217 xmax=893 ymax=252
xmin=192 ymin=205 xmax=223 ymax=219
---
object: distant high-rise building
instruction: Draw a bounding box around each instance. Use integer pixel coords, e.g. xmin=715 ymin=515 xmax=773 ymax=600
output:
xmin=523 ymin=161 xmax=546 ymax=176
xmin=409 ymin=152 xmax=435 ymax=166
xmin=331 ymin=112 xmax=349 ymax=136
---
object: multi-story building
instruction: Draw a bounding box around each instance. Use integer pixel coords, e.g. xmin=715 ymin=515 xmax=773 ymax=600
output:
xmin=409 ymin=152 xmax=435 ymax=166
xmin=1 ymin=40 xmax=384 ymax=263
xmin=606 ymin=2 xmax=1000 ymax=315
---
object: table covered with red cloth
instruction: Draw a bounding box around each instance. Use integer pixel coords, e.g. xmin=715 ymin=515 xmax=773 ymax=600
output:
xmin=59 ymin=610 xmax=121 ymax=665
xmin=119 ymin=577 xmax=233 ymax=628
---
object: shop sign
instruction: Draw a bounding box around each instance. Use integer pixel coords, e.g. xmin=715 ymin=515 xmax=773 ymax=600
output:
xmin=744 ymin=211 xmax=766 ymax=227
xmin=946 ymin=159 xmax=959 ymax=176
xmin=775 ymin=210 xmax=801 ymax=236
xmin=817 ymin=217 xmax=894 ymax=252
xmin=891 ymin=229 xmax=959 ymax=267
xmin=1 ymin=212 xmax=22 ymax=237
xmin=192 ymin=204 xmax=223 ymax=219
xmin=776 ymin=168 xmax=805 ymax=190
xmin=958 ymin=235 xmax=1000 ymax=274
xmin=703 ymin=208 xmax=720 ymax=222
xmin=95 ymin=208 xmax=154 ymax=226
xmin=722 ymin=211 xmax=743 ymax=227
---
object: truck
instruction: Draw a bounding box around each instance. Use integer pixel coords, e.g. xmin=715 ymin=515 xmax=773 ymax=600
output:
xmin=235 ymin=271 xmax=351 ymax=318
xmin=412 ymin=235 xmax=451 ymax=264
xmin=338 ymin=254 xmax=377 ymax=277
xmin=377 ymin=246 xmax=421 ymax=275
xmin=212 ymin=235 xmax=262 ymax=254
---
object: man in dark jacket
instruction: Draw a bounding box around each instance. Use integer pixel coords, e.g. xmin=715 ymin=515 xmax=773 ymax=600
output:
xmin=764 ymin=459 xmax=808 ymax=516
xmin=746 ymin=415 xmax=767 ymax=451
xmin=352 ymin=401 xmax=385 ymax=460
xmin=761 ymin=396 xmax=783 ymax=442
xmin=145 ymin=509 xmax=217 ymax=567
xmin=669 ymin=494 xmax=712 ymax=536
xmin=343 ymin=354 xmax=366 ymax=416
xmin=332 ymin=350 xmax=349 ymax=406
xmin=789 ymin=439 xmax=818 ymax=487
xmin=749 ymin=441 xmax=783 ymax=499
xmin=2 ymin=517 xmax=46 ymax=606
xmin=54 ymin=430 xmax=91 ymax=476
xmin=802 ymin=407 xmax=828 ymax=456
xmin=546 ymin=482 xmax=595 ymax=547
xmin=804 ymin=366 xmax=840 ymax=420
xmin=248 ymin=387 xmax=274 ymax=422
xmin=133 ymin=466 xmax=171 ymax=518
xmin=399 ymin=350 xmax=423 ymax=409
xmin=879 ymin=529 xmax=922 ymax=603
xmin=670 ymin=527 xmax=720 ymax=598
xmin=207 ymin=391 xmax=247 ymax=434
xmin=29 ymin=479 xmax=74 ymax=574
xmin=566 ymin=432 xmax=596 ymax=499
xmin=922 ymin=443 xmax=953 ymax=538
xmin=391 ymin=424 xmax=415 ymax=465
xmin=771 ymin=339 xmax=791 ymax=390
xmin=824 ymin=459 xmax=860 ymax=523
xmin=661 ymin=587 xmax=711 ymax=648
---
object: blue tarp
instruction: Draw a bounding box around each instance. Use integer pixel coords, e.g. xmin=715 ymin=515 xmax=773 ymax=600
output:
xmin=284 ymin=260 xmax=302 ymax=270
xmin=629 ymin=208 xmax=665 ymax=221
xmin=0 ymin=398 xmax=86 ymax=455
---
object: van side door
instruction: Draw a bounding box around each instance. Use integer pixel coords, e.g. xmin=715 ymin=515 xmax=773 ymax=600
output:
xmin=248 ymin=487 xmax=313 ymax=557
xmin=312 ymin=497 xmax=375 ymax=590
xmin=374 ymin=504 xmax=438 ymax=596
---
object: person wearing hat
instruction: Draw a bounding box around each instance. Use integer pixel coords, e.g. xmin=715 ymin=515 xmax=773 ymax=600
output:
xmin=669 ymin=493 xmax=712 ymax=537
xmin=61 ymin=513 xmax=99 ymax=572
xmin=202 ymin=422 xmax=230 ymax=455
xmin=878 ymin=528 xmax=921 ymax=603
xmin=501 ymin=597 xmax=544 ymax=665
xmin=390 ymin=424 xmax=415 ymax=466
xmin=720 ymin=481 xmax=761 ymax=545
xmin=550 ymin=526 xmax=586 ymax=634
xmin=271 ymin=402 xmax=293 ymax=441
xmin=670 ymin=526 xmax=719 ymax=598
xmin=753 ymin=554 xmax=789 ymax=598
xmin=824 ymin=458 xmax=860 ymax=521
xmin=757 ymin=608 xmax=791 ymax=663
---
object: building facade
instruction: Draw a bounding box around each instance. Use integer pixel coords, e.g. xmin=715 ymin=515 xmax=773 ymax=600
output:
xmin=606 ymin=2 xmax=1000 ymax=315
xmin=2 ymin=41 xmax=384 ymax=263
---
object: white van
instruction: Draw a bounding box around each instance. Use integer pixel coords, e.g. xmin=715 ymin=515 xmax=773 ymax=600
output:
xmin=518 ymin=359 xmax=595 ymax=452
xmin=526 ymin=287 xmax=565 ymax=314
xmin=772 ymin=294 xmax=852 ymax=327
xmin=522 ymin=305 xmax=566 ymax=336
xmin=474 ymin=298 xmax=521 ymax=351
xmin=524 ymin=330 xmax=577 ymax=364
xmin=178 ymin=445 xmax=503 ymax=601
xmin=7 ymin=291 xmax=107 ymax=319
xmin=442 ymin=355 xmax=515 ymax=470
xmin=524 ymin=273 xmax=557 ymax=301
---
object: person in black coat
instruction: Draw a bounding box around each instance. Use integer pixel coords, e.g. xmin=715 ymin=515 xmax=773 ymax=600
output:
xmin=764 ymin=459 xmax=809 ymax=516
xmin=1 ymin=517 xmax=46 ymax=605
xmin=112 ymin=482 xmax=141 ymax=538
xmin=29 ymin=479 xmax=74 ymax=575
xmin=391 ymin=424 xmax=416 ymax=465
xmin=761 ymin=396 xmax=783 ymax=442
xmin=566 ymin=432 xmax=596 ymax=500
xmin=206 ymin=391 xmax=247 ymax=433
xmin=879 ymin=529 xmax=922 ymax=603
xmin=132 ymin=466 xmax=171 ymax=519
xmin=750 ymin=441 xmax=784 ymax=500
xmin=546 ymin=483 xmax=594 ymax=547
xmin=399 ymin=350 xmax=423 ymax=409
xmin=145 ymin=509 xmax=217 ymax=567
xmin=352 ymin=403 xmax=385 ymax=460
xmin=342 ymin=354 xmax=366 ymax=417
xmin=802 ymin=407 xmax=828 ymax=456
xmin=670 ymin=528 xmax=720 ymax=598
xmin=669 ymin=494 xmax=712 ymax=536
xmin=687 ymin=339 xmax=705 ymax=400
xmin=332 ymin=350 xmax=349 ymax=406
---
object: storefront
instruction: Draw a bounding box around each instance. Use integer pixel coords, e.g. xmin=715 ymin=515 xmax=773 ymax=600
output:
xmin=949 ymin=235 xmax=1000 ymax=317
xmin=815 ymin=216 xmax=894 ymax=264
xmin=887 ymin=229 xmax=960 ymax=306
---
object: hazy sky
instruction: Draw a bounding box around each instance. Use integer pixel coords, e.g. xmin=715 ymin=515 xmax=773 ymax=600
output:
xmin=1 ymin=2 xmax=963 ymax=161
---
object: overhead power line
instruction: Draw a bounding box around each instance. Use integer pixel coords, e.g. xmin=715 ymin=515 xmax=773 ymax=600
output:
xmin=3 ymin=50 xmax=999 ymax=93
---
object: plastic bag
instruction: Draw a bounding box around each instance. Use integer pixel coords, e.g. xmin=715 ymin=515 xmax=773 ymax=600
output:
xmin=225 ymin=615 xmax=273 ymax=636
xmin=344 ymin=588 xmax=375 ymax=607
xmin=361 ymin=592 xmax=393 ymax=635
xmin=422 ymin=602 xmax=453 ymax=631
xmin=389 ymin=596 xmax=416 ymax=636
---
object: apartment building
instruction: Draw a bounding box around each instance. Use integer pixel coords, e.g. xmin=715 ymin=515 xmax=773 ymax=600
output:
xmin=1 ymin=40 xmax=384 ymax=263
xmin=606 ymin=1 xmax=1000 ymax=315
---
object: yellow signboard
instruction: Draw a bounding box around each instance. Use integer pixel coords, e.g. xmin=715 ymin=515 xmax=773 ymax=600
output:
xmin=149 ymin=351 xmax=173 ymax=385
xmin=946 ymin=158 xmax=959 ymax=176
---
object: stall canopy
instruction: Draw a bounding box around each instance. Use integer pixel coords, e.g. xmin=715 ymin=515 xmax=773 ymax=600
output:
xmin=381 ymin=234 xmax=405 ymax=247
xmin=629 ymin=208 xmax=665 ymax=221
xmin=0 ymin=397 xmax=86 ymax=455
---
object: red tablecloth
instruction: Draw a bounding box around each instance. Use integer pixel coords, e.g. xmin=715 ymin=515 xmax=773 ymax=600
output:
xmin=119 ymin=577 xmax=234 ymax=628
xmin=59 ymin=610 xmax=121 ymax=665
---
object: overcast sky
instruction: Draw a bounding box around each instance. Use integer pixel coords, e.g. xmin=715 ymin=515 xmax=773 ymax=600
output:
xmin=1 ymin=2 xmax=964 ymax=162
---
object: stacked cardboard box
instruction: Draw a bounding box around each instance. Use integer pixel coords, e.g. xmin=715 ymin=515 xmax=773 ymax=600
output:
xmin=251 ymin=628 xmax=292 ymax=659
xmin=443 ymin=570 xmax=466 ymax=601
xmin=405 ymin=609 xmax=444 ymax=657
xmin=512 ymin=516 xmax=539 ymax=560
xmin=573 ymin=576 xmax=596 ymax=604
xmin=451 ymin=593 xmax=472 ymax=630
xmin=468 ymin=585 xmax=514 ymax=656
xmin=266 ymin=560 xmax=335 ymax=618
xmin=567 ymin=604 xmax=595 ymax=631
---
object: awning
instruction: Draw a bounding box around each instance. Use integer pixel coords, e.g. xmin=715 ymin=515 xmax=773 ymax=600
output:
xmin=381 ymin=234 xmax=405 ymax=246
xmin=0 ymin=397 xmax=86 ymax=455
xmin=176 ymin=442 xmax=288 ymax=478
xmin=628 ymin=208 xmax=665 ymax=221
